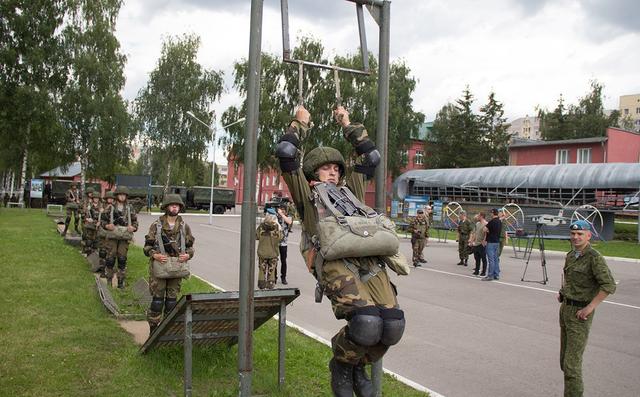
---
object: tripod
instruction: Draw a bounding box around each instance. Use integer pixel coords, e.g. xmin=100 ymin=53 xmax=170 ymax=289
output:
xmin=521 ymin=223 xmax=549 ymax=285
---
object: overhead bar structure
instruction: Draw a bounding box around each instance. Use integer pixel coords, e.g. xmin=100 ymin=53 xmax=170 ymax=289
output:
xmin=241 ymin=1 xmax=392 ymax=396
xmin=141 ymin=289 xmax=300 ymax=397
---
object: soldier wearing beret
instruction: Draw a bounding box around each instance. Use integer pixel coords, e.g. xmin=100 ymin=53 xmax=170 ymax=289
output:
xmin=558 ymin=220 xmax=616 ymax=397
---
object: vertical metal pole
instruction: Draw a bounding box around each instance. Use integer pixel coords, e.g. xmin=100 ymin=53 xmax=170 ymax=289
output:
xmin=278 ymin=299 xmax=287 ymax=389
xmin=372 ymin=2 xmax=390 ymax=396
xmin=280 ymin=0 xmax=290 ymax=59
xmin=637 ymin=186 xmax=639 ymax=244
xmin=209 ymin=126 xmax=215 ymax=225
xmin=184 ymin=303 xmax=193 ymax=397
xmin=238 ymin=1 xmax=263 ymax=396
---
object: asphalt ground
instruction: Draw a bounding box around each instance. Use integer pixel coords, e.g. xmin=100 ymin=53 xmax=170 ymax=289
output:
xmin=134 ymin=214 xmax=640 ymax=397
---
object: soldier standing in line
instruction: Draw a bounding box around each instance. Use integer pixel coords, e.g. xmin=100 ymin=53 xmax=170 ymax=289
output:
xmin=276 ymin=105 xmax=405 ymax=396
xmin=62 ymin=183 xmax=81 ymax=236
xmin=100 ymin=186 xmax=138 ymax=289
xmin=256 ymin=209 xmax=283 ymax=290
xmin=558 ymin=220 xmax=616 ymax=397
xmin=144 ymin=194 xmax=194 ymax=335
xmin=82 ymin=192 xmax=102 ymax=255
xmin=456 ymin=210 xmax=474 ymax=266
xmin=80 ymin=187 xmax=96 ymax=254
xmin=408 ymin=208 xmax=429 ymax=267
xmin=97 ymin=191 xmax=115 ymax=277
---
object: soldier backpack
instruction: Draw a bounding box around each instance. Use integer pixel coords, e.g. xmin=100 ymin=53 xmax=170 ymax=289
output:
xmin=151 ymin=219 xmax=190 ymax=279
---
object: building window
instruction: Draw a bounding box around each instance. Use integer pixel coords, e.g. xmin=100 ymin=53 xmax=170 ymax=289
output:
xmin=265 ymin=176 xmax=269 ymax=186
xmin=414 ymin=150 xmax=424 ymax=165
xmin=577 ymin=148 xmax=591 ymax=164
xmin=636 ymin=107 xmax=640 ymax=114
xmin=272 ymin=175 xmax=277 ymax=186
xmin=400 ymin=150 xmax=408 ymax=164
xmin=556 ymin=149 xmax=568 ymax=164
xmin=623 ymin=108 xmax=629 ymax=115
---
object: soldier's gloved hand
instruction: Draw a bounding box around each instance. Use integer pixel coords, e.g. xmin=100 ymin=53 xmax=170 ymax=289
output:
xmin=153 ymin=253 xmax=168 ymax=263
xmin=178 ymin=253 xmax=190 ymax=263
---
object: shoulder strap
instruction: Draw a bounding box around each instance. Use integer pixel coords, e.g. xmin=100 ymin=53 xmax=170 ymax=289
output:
xmin=110 ymin=206 xmax=114 ymax=224
xmin=180 ymin=222 xmax=186 ymax=254
xmin=127 ymin=205 xmax=132 ymax=226
xmin=339 ymin=186 xmax=377 ymax=217
xmin=156 ymin=219 xmax=166 ymax=255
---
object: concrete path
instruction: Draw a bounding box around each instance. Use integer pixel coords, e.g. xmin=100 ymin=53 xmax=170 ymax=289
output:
xmin=134 ymin=214 xmax=640 ymax=397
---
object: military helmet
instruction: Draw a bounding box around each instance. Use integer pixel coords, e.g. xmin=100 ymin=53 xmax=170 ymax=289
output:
xmin=161 ymin=194 xmax=185 ymax=210
xmin=71 ymin=183 xmax=77 ymax=188
xmin=105 ymin=191 xmax=115 ymax=199
xmin=114 ymin=186 xmax=129 ymax=196
xmin=263 ymin=214 xmax=278 ymax=228
xmin=302 ymin=147 xmax=346 ymax=182
xmin=85 ymin=187 xmax=95 ymax=195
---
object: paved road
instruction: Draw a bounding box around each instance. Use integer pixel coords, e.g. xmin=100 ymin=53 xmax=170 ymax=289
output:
xmin=134 ymin=214 xmax=640 ymax=397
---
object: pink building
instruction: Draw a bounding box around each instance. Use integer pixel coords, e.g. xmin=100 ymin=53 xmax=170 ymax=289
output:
xmin=509 ymin=127 xmax=640 ymax=166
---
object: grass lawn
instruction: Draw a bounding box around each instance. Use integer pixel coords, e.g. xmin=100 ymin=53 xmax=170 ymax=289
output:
xmin=0 ymin=208 xmax=427 ymax=396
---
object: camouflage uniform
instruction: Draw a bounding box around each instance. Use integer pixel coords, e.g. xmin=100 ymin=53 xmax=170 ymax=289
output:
xmin=408 ymin=215 xmax=429 ymax=266
xmin=143 ymin=201 xmax=194 ymax=332
xmin=256 ymin=217 xmax=282 ymax=289
xmin=62 ymin=185 xmax=81 ymax=235
xmin=80 ymin=188 xmax=97 ymax=253
xmin=100 ymin=189 xmax=138 ymax=288
xmin=559 ymin=245 xmax=616 ymax=397
xmin=97 ymin=192 xmax=114 ymax=276
xmin=277 ymin=119 xmax=403 ymax=369
xmin=456 ymin=217 xmax=474 ymax=265
xmin=82 ymin=198 xmax=102 ymax=254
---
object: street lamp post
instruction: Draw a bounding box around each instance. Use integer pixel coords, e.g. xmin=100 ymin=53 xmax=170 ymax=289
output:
xmin=186 ymin=111 xmax=245 ymax=225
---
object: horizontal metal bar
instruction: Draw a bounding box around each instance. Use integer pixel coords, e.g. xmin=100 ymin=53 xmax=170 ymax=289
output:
xmin=187 ymin=288 xmax=300 ymax=302
xmin=283 ymin=58 xmax=371 ymax=76
xmin=346 ymin=0 xmax=385 ymax=7
xmin=159 ymin=331 xmax=238 ymax=342
xmin=173 ymin=311 xmax=273 ymax=323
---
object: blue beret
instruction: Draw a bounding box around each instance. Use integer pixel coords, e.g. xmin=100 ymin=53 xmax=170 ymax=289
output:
xmin=570 ymin=220 xmax=591 ymax=231
xmin=266 ymin=207 xmax=277 ymax=215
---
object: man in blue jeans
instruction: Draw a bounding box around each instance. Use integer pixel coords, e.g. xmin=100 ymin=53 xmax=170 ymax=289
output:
xmin=483 ymin=208 xmax=502 ymax=281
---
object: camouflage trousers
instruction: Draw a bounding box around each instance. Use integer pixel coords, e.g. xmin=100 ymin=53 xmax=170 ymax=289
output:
xmin=103 ymin=239 xmax=130 ymax=282
xmin=65 ymin=207 xmax=80 ymax=231
xmin=258 ymin=257 xmax=278 ymax=289
xmin=560 ymin=303 xmax=594 ymax=397
xmin=322 ymin=257 xmax=399 ymax=365
xmin=147 ymin=272 xmax=183 ymax=327
xmin=411 ymin=238 xmax=426 ymax=264
xmin=458 ymin=236 xmax=470 ymax=260
xmin=81 ymin=225 xmax=98 ymax=254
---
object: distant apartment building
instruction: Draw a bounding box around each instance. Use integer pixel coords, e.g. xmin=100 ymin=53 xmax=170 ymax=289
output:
xmin=619 ymin=94 xmax=640 ymax=132
xmin=507 ymin=115 xmax=541 ymax=140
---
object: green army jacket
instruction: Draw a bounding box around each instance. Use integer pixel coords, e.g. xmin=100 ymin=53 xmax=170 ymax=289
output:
xmin=408 ymin=216 xmax=429 ymax=239
xmin=560 ymin=245 xmax=616 ymax=302
xmin=143 ymin=215 xmax=195 ymax=259
xmin=65 ymin=188 xmax=80 ymax=206
xmin=256 ymin=223 xmax=283 ymax=259
xmin=280 ymin=121 xmax=370 ymax=259
xmin=457 ymin=219 xmax=474 ymax=236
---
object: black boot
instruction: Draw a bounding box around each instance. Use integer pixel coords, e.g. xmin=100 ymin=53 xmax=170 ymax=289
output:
xmin=149 ymin=323 xmax=158 ymax=335
xmin=353 ymin=363 xmax=374 ymax=397
xmin=62 ymin=221 xmax=69 ymax=236
xmin=329 ymin=358 xmax=354 ymax=397
xmin=117 ymin=278 xmax=125 ymax=289
xmin=464 ymin=259 xmax=468 ymax=266
xmin=281 ymin=277 xmax=288 ymax=285
xmin=456 ymin=261 xmax=464 ymax=266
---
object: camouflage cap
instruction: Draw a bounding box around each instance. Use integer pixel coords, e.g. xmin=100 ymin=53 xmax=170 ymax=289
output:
xmin=161 ymin=194 xmax=185 ymax=210
xmin=85 ymin=187 xmax=95 ymax=194
xmin=105 ymin=191 xmax=115 ymax=199
xmin=71 ymin=183 xmax=77 ymax=188
xmin=114 ymin=186 xmax=129 ymax=196
xmin=302 ymin=147 xmax=346 ymax=182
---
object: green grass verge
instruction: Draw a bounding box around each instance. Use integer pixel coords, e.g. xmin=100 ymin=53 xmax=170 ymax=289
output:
xmin=0 ymin=208 xmax=427 ymax=396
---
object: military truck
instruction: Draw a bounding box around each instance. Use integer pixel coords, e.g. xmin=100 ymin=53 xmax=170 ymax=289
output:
xmin=49 ymin=180 xmax=102 ymax=205
xmin=184 ymin=186 xmax=235 ymax=213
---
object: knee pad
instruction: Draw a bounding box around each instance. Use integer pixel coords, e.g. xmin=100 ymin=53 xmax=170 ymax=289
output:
xmin=150 ymin=297 xmax=164 ymax=313
xmin=117 ymin=256 xmax=127 ymax=269
xmin=164 ymin=298 xmax=177 ymax=315
xmin=380 ymin=308 xmax=405 ymax=346
xmin=105 ymin=258 xmax=116 ymax=269
xmin=346 ymin=306 xmax=383 ymax=347
xmin=98 ymin=249 xmax=107 ymax=259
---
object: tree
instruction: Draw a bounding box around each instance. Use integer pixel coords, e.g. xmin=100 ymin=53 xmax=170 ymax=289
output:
xmin=60 ymin=0 xmax=131 ymax=190
xmin=220 ymin=36 xmax=425 ymax=190
xmin=0 ymin=0 xmax=69 ymax=201
xmin=538 ymin=81 xmax=619 ymax=140
xmin=479 ymin=92 xmax=510 ymax=166
xmin=135 ymin=34 xmax=224 ymax=194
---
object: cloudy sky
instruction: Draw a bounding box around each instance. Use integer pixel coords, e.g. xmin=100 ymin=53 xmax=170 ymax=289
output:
xmin=115 ymin=0 xmax=640 ymax=159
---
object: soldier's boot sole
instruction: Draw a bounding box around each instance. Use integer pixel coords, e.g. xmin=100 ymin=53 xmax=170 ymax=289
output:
xmin=329 ymin=358 xmax=355 ymax=397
